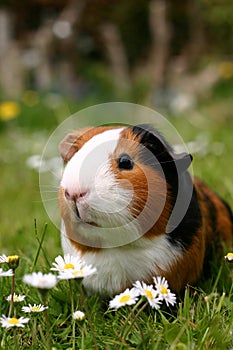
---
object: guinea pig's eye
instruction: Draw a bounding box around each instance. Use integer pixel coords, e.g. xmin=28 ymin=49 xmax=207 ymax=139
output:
xmin=117 ymin=154 xmax=134 ymax=170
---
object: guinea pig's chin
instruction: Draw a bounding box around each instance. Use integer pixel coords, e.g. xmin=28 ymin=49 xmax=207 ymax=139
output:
xmin=70 ymin=205 xmax=100 ymax=228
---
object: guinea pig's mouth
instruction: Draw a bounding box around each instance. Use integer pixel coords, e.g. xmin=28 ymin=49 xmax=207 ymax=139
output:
xmin=73 ymin=205 xmax=99 ymax=227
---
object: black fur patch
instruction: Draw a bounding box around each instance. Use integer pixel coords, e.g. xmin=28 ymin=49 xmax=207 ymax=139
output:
xmin=168 ymin=180 xmax=202 ymax=249
xmin=131 ymin=124 xmax=202 ymax=250
xmin=131 ymin=124 xmax=174 ymax=167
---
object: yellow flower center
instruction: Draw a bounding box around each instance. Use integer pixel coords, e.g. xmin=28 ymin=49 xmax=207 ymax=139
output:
xmin=119 ymin=295 xmax=131 ymax=304
xmin=31 ymin=306 xmax=41 ymax=312
xmin=8 ymin=318 xmax=19 ymax=325
xmin=6 ymin=255 xmax=20 ymax=269
xmin=73 ymin=269 xmax=84 ymax=277
xmin=13 ymin=296 xmax=20 ymax=302
xmin=64 ymin=263 xmax=75 ymax=270
xmin=226 ymin=253 xmax=233 ymax=258
xmin=145 ymin=289 xmax=153 ymax=299
xmin=7 ymin=255 xmax=19 ymax=263
xmin=161 ymin=285 xmax=168 ymax=295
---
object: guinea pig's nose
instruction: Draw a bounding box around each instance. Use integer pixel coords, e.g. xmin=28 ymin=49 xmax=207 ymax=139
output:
xmin=64 ymin=189 xmax=88 ymax=202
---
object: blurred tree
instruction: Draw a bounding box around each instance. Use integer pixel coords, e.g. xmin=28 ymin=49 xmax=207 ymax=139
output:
xmin=0 ymin=0 xmax=232 ymax=100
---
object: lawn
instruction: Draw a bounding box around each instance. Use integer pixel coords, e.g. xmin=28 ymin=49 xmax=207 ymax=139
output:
xmin=0 ymin=86 xmax=233 ymax=349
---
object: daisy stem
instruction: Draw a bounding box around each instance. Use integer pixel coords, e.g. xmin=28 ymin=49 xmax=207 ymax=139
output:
xmin=38 ymin=324 xmax=49 ymax=348
xmin=32 ymin=317 xmax=37 ymax=348
xmin=81 ymin=322 xmax=87 ymax=350
xmin=1 ymin=330 xmax=6 ymax=348
xmin=40 ymin=290 xmax=52 ymax=350
xmin=121 ymin=301 xmax=148 ymax=346
xmin=69 ymin=280 xmax=76 ymax=350
xmin=79 ymin=284 xmax=98 ymax=350
xmin=120 ymin=298 xmax=143 ymax=339
xmin=8 ymin=271 xmax=15 ymax=317
xmin=44 ymin=308 xmax=52 ymax=350
xmin=14 ymin=328 xmax=19 ymax=350
xmin=44 ymin=308 xmax=52 ymax=349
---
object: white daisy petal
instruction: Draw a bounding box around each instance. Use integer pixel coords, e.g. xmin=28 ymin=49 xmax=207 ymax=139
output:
xmin=0 ymin=255 xmax=8 ymax=263
xmin=0 ymin=315 xmax=30 ymax=328
xmin=23 ymin=272 xmax=57 ymax=289
xmin=22 ymin=304 xmax=48 ymax=313
xmin=109 ymin=288 xmax=139 ymax=309
xmin=6 ymin=293 xmax=26 ymax=302
xmin=57 ymin=258 xmax=97 ymax=280
xmin=133 ymin=281 xmax=161 ymax=309
xmin=153 ymin=276 xmax=169 ymax=291
xmin=73 ymin=310 xmax=85 ymax=320
xmin=0 ymin=268 xmax=14 ymax=277
xmin=51 ymin=254 xmax=83 ymax=273
xmin=153 ymin=276 xmax=176 ymax=306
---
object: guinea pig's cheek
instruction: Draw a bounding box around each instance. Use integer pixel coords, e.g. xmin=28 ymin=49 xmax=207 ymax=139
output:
xmin=94 ymin=179 xmax=133 ymax=215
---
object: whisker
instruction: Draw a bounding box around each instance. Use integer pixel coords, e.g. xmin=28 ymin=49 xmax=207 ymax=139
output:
xmin=40 ymin=197 xmax=58 ymax=202
xmin=40 ymin=185 xmax=59 ymax=189
xmin=40 ymin=190 xmax=59 ymax=194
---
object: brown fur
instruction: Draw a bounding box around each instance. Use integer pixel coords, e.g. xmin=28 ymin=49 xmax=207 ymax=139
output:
xmin=158 ymin=178 xmax=233 ymax=292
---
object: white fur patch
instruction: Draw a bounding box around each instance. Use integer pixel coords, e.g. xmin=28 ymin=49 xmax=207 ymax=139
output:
xmin=61 ymin=222 xmax=183 ymax=295
xmin=61 ymin=128 xmax=125 ymax=196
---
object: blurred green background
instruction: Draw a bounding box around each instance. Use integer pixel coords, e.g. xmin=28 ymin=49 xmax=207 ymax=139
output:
xmin=0 ymin=0 xmax=232 ymax=259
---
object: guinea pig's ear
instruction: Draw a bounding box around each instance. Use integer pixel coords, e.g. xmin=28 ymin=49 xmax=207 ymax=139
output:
xmin=172 ymin=152 xmax=193 ymax=173
xmin=132 ymin=125 xmax=192 ymax=173
xmin=59 ymin=127 xmax=92 ymax=162
xmin=59 ymin=132 xmax=79 ymax=163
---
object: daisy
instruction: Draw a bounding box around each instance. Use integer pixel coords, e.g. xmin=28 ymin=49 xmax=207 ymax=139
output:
xmin=0 ymin=254 xmax=20 ymax=270
xmin=73 ymin=310 xmax=85 ymax=321
xmin=0 ymin=315 xmax=29 ymax=328
xmin=51 ymin=254 xmax=82 ymax=273
xmin=109 ymin=288 xmax=139 ymax=309
xmin=22 ymin=304 xmax=48 ymax=313
xmin=23 ymin=272 xmax=57 ymax=289
xmin=225 ymin=252 xmax=233 ymax=262
xmin=133 ymin=281 xmax=162 ymax=309
xmin=6 ymin=255 xmax=20 ymax=269
xmin=57 ymin=263 xmax=97 ymax=280
xmin=0 ymin=268 xmax=14 ymax=277
xmin=6 ymin=293 xmax=26 ymax=303
xmin=153 ymin=276 xmax=176 ymax=307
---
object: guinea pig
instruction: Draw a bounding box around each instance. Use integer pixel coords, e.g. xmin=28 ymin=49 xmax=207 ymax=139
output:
xmin=58 ymin=124 xmax=233 ymax=295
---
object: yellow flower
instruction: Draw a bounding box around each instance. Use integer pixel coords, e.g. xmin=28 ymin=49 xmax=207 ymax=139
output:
xmin=133 ymin=281 xmax=162 ymax=309
xmin=153 ymin=276 xmax=176 ymax=307
xmin=219 ymin=61 xmax=233 ymax=79
xmin=6 ymin=293 xmax=26 ymax=302
xmin=109 ymin=288 xmax=139 ymax=309
xmin=6 ymin=255 xmax=20 ymax=270
xmin=0 ymin=101 xmax=20 ymax=120
xmin=22 ymin=90 xmax=39 ymax=107
xmin=22 ymin=304 xmax=48 ymax=313
xmin=0 ymin=315 xmax=29 ymax=328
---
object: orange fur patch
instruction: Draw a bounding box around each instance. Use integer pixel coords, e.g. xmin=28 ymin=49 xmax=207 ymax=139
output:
xmin=111 ymin=128 xmax=173 ymax=237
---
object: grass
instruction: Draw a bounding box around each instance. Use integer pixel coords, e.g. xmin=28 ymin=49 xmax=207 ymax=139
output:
xmin=0 ymin=84 xmax=233 ymax=349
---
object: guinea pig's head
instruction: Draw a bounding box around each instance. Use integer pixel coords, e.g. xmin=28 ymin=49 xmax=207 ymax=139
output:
xmin=58 ymin=125 xmax=192 ymax=249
